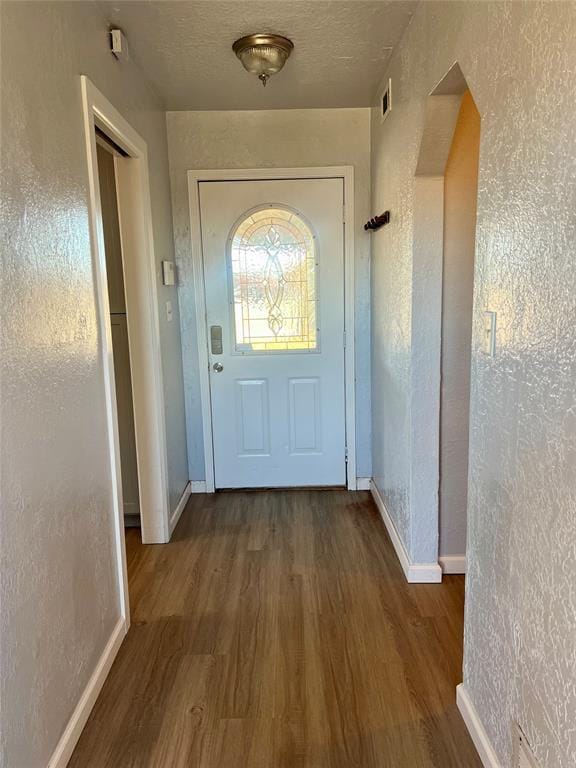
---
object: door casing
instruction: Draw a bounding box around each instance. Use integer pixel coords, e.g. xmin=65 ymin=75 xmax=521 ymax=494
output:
xmin=187 ymin=167 xmax=357 ymax=491
xmin=81 ymin=77 xmax=172 ymax=598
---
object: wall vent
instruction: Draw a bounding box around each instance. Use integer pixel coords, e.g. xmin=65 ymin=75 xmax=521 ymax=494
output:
xmin=514 ymin=725 xmax=539 ymax=768
xmin=381 ymin=78 xmax=392 ymax=122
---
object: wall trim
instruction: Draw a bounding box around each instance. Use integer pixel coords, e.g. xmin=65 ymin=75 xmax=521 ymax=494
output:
xmin=356 ymin=477 xmax=371 ymax=491
xmin=191 ymin=480 xmax=207 ymax=493
xmin=370 ymin=481 xmax=442 ymax=583
xmin=47 ymin=618 xmax=127 ymax=768
xmin=169 ymin=481 xmax=192 ymax=534
xmin=456 ymin=684 xmax=502 ymax=768
xmin=187 ymin=166 xmax=357 ymax=492
xmin=439 ymin=554 xmax=467 ymax=574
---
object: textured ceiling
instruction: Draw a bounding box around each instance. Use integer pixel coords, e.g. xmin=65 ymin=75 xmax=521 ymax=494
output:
xmin=96 ymin=1 xmax=416 ymax=110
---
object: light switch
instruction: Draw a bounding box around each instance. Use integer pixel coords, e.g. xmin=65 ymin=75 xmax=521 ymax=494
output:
xmin=166 ymin=300 xmax=173 ymax=323
xmin=482 ymin=311 xmax=496 ymax=356
xmin=162 ymin=260 xmax=176 ymax=286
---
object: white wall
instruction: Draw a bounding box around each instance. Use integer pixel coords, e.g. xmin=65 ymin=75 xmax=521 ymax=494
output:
xmin=166 ymin=108 xmax=372 ymax=481
xmin=371 ymin=2 xmax=576 ymax=766
xmin=0 ymin=2 xmax=188 ymax=765
xmin=439 ymin=91 xmax=480 ymax=558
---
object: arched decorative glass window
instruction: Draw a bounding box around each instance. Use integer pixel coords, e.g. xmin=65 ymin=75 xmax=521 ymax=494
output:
xmin=229 ymin=207 xmax=318 ymax=352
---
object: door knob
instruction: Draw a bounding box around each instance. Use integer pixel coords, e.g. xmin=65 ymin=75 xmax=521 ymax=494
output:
xmin=212 ymin=362 xmax=224 ymax=373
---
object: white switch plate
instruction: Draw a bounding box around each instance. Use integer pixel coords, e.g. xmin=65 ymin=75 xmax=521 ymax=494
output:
xmin=482 ymin=311 xmax=496 ymax=356
xmin=162 ymin=260 xmax=175 ymax=286
xmin=166 ymin=300 xmax=173 ymax=322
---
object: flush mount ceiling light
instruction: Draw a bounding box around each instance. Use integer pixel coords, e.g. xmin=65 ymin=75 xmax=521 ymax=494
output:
xmin=232 ymin=33 xmax=294 ymax=87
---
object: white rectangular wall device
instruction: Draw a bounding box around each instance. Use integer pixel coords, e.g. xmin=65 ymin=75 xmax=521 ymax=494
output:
xmin=110 ymin=29 xmax=129 ymax=61
xmin=482 ymin=310 xmax=496 ymax=356
xmin=380 ymin=78 xmax=392 ymax=122
xmin=162 ymin=260 xmax=176 ymax=286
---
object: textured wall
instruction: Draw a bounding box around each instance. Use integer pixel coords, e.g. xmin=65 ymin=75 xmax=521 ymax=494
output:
xmin=440 ymin=91 xmax=480 ymax=557
xmin=166 ymin=108 xmax=372 ymax=480
xmin=0 ymin=2 xmax=188 ymax=765
xmin=371 ymin=2 xmax=576 ymax=766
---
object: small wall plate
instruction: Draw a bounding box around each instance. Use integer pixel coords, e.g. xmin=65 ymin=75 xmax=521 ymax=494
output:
xmin=162 ymin=260 xmax=176 ymax=286
xmin=380 ymin=78 xmax=392 ymax=123
xmin=110 ymin=28 xmax=129 ymax=61
xmin=482 ymin=310 xmax=496 ymax=356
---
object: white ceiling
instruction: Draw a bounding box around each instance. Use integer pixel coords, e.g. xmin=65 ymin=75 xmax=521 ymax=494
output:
xmin=96 ymin=1 xmax=416 ymax=110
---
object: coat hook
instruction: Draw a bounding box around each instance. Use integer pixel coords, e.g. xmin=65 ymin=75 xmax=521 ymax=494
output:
xmin=364 ymin=211 xmax=390 ymax=231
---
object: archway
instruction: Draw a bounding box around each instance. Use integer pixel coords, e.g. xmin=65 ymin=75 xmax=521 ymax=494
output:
xmin=411 ymin=63 xmax=481 ymax=576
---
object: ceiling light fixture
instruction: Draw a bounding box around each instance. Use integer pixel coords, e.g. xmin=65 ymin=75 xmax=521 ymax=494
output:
xmin=232 ymin=33 xmax=294 ymax=87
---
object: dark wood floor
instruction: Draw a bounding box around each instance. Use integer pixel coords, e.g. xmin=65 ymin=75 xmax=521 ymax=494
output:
xmin=70 ymin=490 xmax=481 ymax=767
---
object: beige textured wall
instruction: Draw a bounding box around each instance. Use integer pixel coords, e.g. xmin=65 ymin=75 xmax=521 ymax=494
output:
xmin=371 ymin=2 xmax=576 ymax=765
xmin=166 ymin=108 xmax=372 ymax=480
xmin=440 ymin=91 xmax=480 ymax=557
xmin=0 ymin=2 xmax=187 ymax=765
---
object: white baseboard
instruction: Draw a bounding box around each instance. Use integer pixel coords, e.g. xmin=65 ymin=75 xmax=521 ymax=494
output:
xmin=356 ymin=477 xmax=371 ymax=491
xmin=48 ymin=617 xmax=127 ymax=768
xmin=169 ymin=481 xmax=192 ymax=534
xmin=370 ymin=481 xmax=442 ymax=583
xmin=439 ymin=554 xmax=467 ymax=574
xmin=190 ymin=480 xmax=207 ymax=493
xmin=456 ymin=684 xmax=501 ymax=768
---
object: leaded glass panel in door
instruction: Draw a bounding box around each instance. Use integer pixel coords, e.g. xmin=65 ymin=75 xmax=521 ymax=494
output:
xmin=229 ymin=207 xmax=317 ymax=352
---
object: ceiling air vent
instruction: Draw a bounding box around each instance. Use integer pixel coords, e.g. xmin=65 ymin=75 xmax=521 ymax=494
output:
xmin=381 ymin=78 xmax=392 ymax=122
xmin=514 ymin=725 xmax=540 ymax=768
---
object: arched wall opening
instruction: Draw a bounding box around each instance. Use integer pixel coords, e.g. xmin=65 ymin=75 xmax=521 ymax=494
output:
xmin=410 ymin=63 xmax=481 ymax=576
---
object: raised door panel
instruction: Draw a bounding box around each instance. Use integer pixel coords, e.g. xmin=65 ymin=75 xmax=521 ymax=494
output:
xmin=235 ymin=379 xmax=270 ymax=455
xmin=289 ymin=377 xmax=321 ymax=454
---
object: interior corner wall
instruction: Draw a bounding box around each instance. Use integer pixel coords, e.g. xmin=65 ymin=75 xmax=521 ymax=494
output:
xmin=0 ymin=3 xmax=188 ymax=765
xmin=370 ymin=2 xmax=576 ymax=766
xmin=166 ymin=108 xmax=372 ymax=482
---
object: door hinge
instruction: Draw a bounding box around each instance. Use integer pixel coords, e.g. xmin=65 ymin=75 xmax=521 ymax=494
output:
xmin=345 ymin=447 xmax=349 ymax=463
xmin=342 ymin=203 xmax=346 ymax=222
xmin=343 ymin=331 xmax=346 ymax=349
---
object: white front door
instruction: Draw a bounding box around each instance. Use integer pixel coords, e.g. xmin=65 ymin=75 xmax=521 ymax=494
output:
xmin=199 ymin=178 xmax=346 ymax=488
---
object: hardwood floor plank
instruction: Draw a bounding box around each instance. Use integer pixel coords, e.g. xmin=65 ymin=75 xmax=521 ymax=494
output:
xmin=148 ymin=654 xmax=216 ymax=768
xmin=70 ymin=489 xmax=481 ymax=767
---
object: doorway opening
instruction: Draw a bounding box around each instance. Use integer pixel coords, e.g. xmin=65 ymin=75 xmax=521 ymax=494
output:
xmin=411 ymin=63 xmax=481 ymax=579
xmin=81 ymin=77 xmax=172 ymax=637
xmin=95 ymin=136 xmax=141 ymax=529
xmin=187 ymin=167 xmax=358 ymax=492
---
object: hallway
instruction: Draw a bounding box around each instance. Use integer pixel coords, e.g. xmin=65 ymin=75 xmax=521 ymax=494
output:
xmin=70 ymin=490 xmax=481 ymax=767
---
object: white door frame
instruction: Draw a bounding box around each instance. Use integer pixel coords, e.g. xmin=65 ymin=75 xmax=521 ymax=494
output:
xmin=187 ymin=166 xmax=357 ymax=492
xmin=81 ymin=76 xmax=171 ymax=610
